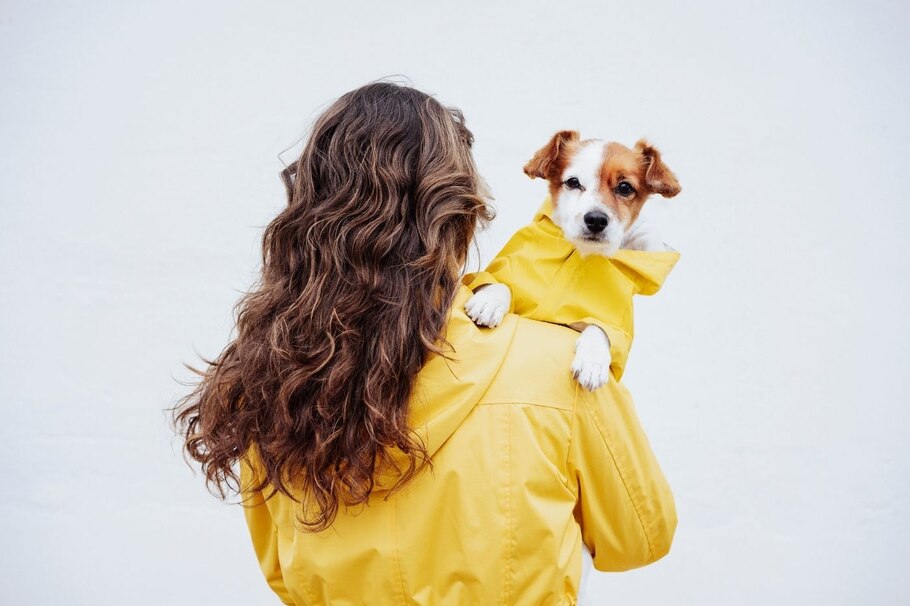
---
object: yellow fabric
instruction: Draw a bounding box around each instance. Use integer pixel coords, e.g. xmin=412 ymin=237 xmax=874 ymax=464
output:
xmin=464 ymin=195 xmax=680 ymax=382
xmin=240 ymin=201 xmax=678 ymax=605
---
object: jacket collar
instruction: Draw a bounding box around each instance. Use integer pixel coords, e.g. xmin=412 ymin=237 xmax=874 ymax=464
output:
xmin=532 ymin=195 xmax=680 ymax=295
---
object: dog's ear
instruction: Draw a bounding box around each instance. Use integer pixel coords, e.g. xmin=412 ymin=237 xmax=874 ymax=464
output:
xmin=634 ymin=139 xmax=681 ymax=198
xmin=523 ymin=130 xmax=580 ymax=180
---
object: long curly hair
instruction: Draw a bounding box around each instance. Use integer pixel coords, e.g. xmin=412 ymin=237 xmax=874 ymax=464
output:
xmin=170 ymin=81 xmax=494 ymax=531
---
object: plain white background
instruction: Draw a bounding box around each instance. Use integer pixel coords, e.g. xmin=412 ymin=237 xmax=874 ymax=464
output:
xmin=2 ymin=1 xmax=908 ymax=604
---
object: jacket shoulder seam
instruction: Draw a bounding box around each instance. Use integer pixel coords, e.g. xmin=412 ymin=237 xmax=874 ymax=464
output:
xmin=477 ymin=399 xmax=573 ymax=411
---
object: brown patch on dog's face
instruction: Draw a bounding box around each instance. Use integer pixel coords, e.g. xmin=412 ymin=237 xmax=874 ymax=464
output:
xmin=597 ymin=140 xmax=681 ymax=228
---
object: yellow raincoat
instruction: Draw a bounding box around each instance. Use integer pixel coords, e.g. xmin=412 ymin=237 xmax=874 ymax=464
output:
xmin=240 ymin=196 xmax=678 ymax=605
xmin=464 ymin=195 xmax=680 ymax=382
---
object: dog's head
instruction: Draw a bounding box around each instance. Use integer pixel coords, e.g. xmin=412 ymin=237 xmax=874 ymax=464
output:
xmin=524 ymin=131 xmax=681 ymax=256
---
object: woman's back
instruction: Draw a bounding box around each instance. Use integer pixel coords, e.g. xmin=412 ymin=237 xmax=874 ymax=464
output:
xmin=241 ymin=284 xmax=676 ymax=605
xmin=173 ymin=81 xmax=674 ymax=605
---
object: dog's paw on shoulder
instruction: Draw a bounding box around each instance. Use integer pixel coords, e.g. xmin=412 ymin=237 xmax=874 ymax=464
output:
xmin=464 ymin=283 xmax=511 ymax=328
xmin=571 ymin=357 xmax=611 ymax=391
xmin=571 ymin=326 xmax=612 ymax=391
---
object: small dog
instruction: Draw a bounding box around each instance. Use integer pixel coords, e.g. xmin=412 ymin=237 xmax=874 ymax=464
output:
xmin=464 ymin=131 xmax=681 ymax=391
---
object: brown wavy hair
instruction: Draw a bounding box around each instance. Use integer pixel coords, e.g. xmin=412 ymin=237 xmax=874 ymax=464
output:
xmin=170 ymin=81 xmax=493 ymax=531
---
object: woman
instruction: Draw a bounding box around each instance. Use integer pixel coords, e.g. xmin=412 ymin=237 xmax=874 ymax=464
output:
xmin=172 ymin=81 xmax=676 ymax=605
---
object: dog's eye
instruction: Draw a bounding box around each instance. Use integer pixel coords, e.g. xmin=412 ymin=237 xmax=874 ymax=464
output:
xmin=564 ymin=177 xmax=581 ymax=190
xmin=615 ymin=182 xmax=635 ymax=197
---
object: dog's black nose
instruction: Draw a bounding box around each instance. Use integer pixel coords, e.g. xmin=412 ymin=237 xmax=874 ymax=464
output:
xmin=583 ymin=211 xmax=609 ymax=234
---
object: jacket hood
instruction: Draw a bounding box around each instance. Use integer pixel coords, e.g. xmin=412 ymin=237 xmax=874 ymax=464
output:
xmin=534 ymin=195 xmax=680 ymax=296
xmin=374 ymin=283 xmax=518 ymax=491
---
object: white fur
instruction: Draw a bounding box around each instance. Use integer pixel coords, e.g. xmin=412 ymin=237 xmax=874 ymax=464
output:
xmin=550 ymin=140 xmax=627 ymax=257
xmin=621 ymin=216 xmax=669 ymax=252
xmin=570 ymin=324 xmax=612 ymax=391
xmin=464 ymin=283 xmax=511 ymax=327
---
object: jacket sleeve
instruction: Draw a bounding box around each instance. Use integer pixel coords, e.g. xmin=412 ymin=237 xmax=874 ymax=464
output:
xmin=566 ymin=381 xmax=677 ymax=571
xmin=239 ymin=455 xmax=295 ymax=605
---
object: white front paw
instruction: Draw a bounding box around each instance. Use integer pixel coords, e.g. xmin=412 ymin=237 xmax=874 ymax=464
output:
xmin=571 ymin=326 xmax=612 ymax=391
xmin=464 ymin=283 xmax=511 ymax=327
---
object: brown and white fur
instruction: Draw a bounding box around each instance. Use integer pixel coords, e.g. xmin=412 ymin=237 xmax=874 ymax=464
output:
xmin=464 ymin=131 xmax=681 ymax=391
